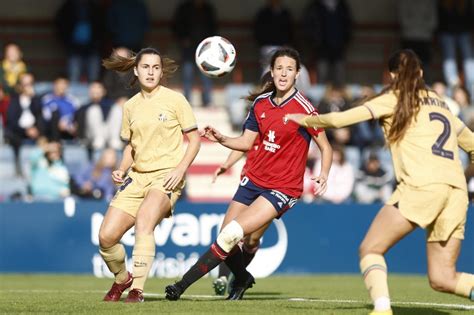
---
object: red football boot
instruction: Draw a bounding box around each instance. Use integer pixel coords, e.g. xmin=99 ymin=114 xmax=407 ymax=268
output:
xmin=124 ymin=288 xmax=144 ymax=303
xmin=103 ymin=272 xmax=133 ymax=302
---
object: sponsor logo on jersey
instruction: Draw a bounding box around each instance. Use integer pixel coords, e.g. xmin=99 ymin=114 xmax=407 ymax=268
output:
xmin=263 ymin=130 xmax=281 ymax=153
xmin=260 ymin=112 xmax=266 ymax=119
xmin=158 ymin=113 xmax=167 ymax=122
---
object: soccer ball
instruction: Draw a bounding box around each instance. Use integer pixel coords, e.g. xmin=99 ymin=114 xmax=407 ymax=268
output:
xmin=195 ymin=36 xmax=236 ymax=78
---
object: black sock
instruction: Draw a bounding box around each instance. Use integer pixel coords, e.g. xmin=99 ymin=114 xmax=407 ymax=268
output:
xmin=242 ymin=242 xmax=259 ymax=267
xmin=178 ymin=242 xmax=228 ymax=290
xmin=242 ymin=250 xmax=256 ymax=267
xmin=224 ymin=246 xmax=250 ymax=284
xmin=218 ymin=262 xmax=231 ymax=278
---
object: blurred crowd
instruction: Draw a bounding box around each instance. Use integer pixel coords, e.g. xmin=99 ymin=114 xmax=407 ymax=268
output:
xmin=0 ymin=0 xmax=473 ymax=203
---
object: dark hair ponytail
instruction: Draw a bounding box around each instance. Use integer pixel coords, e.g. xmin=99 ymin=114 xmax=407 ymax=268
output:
xmin=102 ymin=47 xmax=178 ymax=87
xmin=385 ymin=49 xmax=426 ymax=144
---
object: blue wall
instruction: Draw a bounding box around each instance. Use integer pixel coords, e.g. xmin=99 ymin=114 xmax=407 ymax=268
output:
xmin=0 ymin=201 xmax=472 ymax=276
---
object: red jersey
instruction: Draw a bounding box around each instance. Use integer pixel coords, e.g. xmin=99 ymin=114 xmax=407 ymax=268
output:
xmin=244 ymin=90 xmax=323 ymax=197
xmin=241 ymin=137 xmax=260 ymax=178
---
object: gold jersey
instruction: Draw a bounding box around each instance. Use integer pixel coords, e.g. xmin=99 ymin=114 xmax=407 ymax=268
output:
xmin=121 ymin=86 xmax=197 ymax=172
xmin=302 ymin=90 xmax=473 ymax=190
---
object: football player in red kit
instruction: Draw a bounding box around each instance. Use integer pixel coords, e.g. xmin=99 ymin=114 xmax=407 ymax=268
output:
xmin=165 ymin=47 xmax=332 ymax=301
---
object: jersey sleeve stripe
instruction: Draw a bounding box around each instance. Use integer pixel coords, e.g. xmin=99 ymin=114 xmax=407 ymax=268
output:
xmin=456 ymin=124 xmax=466 ymax=136
xmin=296 ymin=92 xmax=315 ymax=111
xmin=295 ymin=94 xmax=314 ymax=113
xmin=363 ymin=104 xmax=376 ymax=119
xmin=182 ymin=125 xmax=198 ymax=132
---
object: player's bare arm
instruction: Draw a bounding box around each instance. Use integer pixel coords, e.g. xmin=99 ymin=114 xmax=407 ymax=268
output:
xmin=112 ymin=143 xmax=133 ymax=184
xmin=312 ymin=132 xmax=332 ymax=196
xmin=286 ymin=105 xmax=374 ymax=129
xmin=164 ymin=129 xmax=201 ymax=191
xmin=212 ymin=150 xmax=246 ymax=183
xmin=201 ymin=126 xmax=258 ymax=152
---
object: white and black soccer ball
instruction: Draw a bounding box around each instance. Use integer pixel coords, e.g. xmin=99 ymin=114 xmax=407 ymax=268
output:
xmin=195 ymin=36 xmax=236 ymax=78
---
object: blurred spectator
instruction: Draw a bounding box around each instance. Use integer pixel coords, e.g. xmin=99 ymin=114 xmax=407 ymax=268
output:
xmin=102 ymin=47 xmax=139 ymax=101
xmin=353 ymin=152 xmax=392 ymax=204
xmin=76 ymin=81 xmax=122 ymax=153
xmin=313 ymin=145 xmax=354 ymax=204
xmin=41 ymin=77 xmax=79 ymax=140
xmin=29 ymin=139 xmax=71 ymax=200
xmin=106 ymin=0 xmax=150 ymax=52
xmin=317 ymin=84 xmax=350 ymax=114
xmin=317 ymin=85 xmax=351 ymax=144
xmin=54 ymin=0 xmax=104 ymax=83
xmin=398 ymin=0 xmax=437 ymax=83
xmin=172 ymin=0 xmax=217 ymax=107
xmin=437 ymin=0 xmax=474 ymax=99
xmin=254 ymin=0 xmax=293 ymax=71
xmin=303 ymin=0 xmax=352 ymax=85
xmin=5 ymin=73 xmax=44 ymax=176
xmin=1 ymin=43 xmax=28 ymax=94
xmin=71 ymin=147 xmax=117 ymax=200
xmin=348 ymin=86 xmax=384 ymax=152
xmin=432 ymin=81 xmax=461 ymax=116
xmin=0 ymin=84 xmax=10 ymax=127
xmin=452 ymin=85 xmax=474 ymax=122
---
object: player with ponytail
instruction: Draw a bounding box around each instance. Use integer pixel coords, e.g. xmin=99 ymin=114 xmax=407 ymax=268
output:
xmin=98 ymin=47 xmax=200 ymax=303
xmin=287 ymin=49 xmax=474 ymax=314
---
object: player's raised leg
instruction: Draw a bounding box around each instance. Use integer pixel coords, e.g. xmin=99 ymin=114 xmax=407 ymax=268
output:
xmin=125 ymin=189 xmax=171 ymax=303
xmin=98 ymin=206 xmax=135 ymax=302
xmin=427 ymin=237 xmax=474 ymax=300
xmin=165 ymin=196 xmax=277 ymax=301
xmin=359 ymin=204 xmax=416 ymax=315
xmin=425 ymin=185 xmax=473 ymax=300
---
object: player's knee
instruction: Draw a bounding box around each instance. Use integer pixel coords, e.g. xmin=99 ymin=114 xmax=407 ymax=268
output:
xmin=359 ymin=243 xmax=384 ymax=258
xmin=217 ymin=220 xmax=244 ymax=253
xmin=134 ymin=217 xmax=155 ymax=235
xmin=428 ymin=270 xmax=456 ymax=293
xmin=99 ymin=228 xmax=119 ymax=248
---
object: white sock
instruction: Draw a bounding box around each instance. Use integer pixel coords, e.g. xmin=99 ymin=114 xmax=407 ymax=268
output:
xmin=374 ymin=296 xmax=391 ymax=311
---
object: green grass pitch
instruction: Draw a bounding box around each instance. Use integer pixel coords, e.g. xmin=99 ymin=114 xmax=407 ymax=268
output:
xmin=0 ymin=274 xmax=472 ymax=314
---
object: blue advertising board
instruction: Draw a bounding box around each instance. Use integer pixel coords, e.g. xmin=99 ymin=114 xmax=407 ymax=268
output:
xmin=0 ymin=200 xmax=472 ymax=277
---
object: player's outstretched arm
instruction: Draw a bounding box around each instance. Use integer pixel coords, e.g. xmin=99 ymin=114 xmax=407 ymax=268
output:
xmin=201 ymin=126 xmax=258 ymax=152
xmin=212 ymin=150 xmax=246 ymax=183
xmin=286 ymin=105 xmax=374 ymax=129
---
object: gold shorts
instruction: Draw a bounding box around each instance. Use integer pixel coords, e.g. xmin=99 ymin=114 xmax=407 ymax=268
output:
xmin=387 ymin=183 xmax=468 ymax=242
xmin=109 ymin=168 xmax=184 ymax=218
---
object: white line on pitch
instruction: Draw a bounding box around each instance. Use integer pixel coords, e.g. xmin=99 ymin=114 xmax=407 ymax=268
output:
xmin=2 ymin=290 xmax=472 ymax=310
xmin=288 ymin=298 xmax=474 ymax=311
